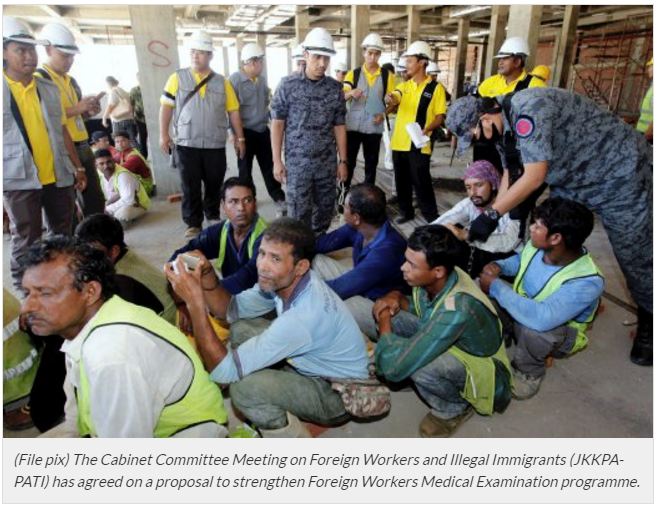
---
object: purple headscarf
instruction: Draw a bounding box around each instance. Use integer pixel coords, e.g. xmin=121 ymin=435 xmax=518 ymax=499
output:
xmin=462 ymin=160 xmax=501 ymax=190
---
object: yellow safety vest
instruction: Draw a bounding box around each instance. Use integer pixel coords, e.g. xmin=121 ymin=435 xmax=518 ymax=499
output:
xmin=636 ymin=85 xmax=653 ymax=134
xmin=512 ymin=243 xmax=603 ymax=353
xmin=76 ymin=296 xmax=227 ymax=437
xmin=111 ymin=166 xmax=151 ymax=210
xmin=124 ymin=148 xmax=154 ymax=195
xmin=412 ymin=267 xmax=512 ymax=415
xmin=215 ymin=216 xmax=267 ymax=270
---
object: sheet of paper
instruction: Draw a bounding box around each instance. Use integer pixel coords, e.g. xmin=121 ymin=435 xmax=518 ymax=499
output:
xmin=405 ymin=122 xmax=430 ymax=148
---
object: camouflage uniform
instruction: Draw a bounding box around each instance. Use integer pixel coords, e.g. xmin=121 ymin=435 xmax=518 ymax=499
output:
xmin=450 ymin=88 xmax=654 ymax=314
xmin=270 ymin=73 xmax=346 ymax=234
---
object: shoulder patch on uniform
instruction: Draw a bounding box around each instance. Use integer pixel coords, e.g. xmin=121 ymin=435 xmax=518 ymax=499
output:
xmin=444 ymin=296 xmax=456 ymax=311
xmin=514 ymin=115 xmax=535 ymax=138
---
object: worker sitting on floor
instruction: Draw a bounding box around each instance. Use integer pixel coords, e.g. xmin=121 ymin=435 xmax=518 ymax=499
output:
xmin=374 ymin=225 xmax=512 ymax=438
xmin=480 ymin=197 xmax=604 ymax=400
xmin=433 ymin=160 xmax=520 ymax=278
xmin=95 ymin=149 xmax=150 ymax=223
xmin=21 ymin=236 xmax=227 ymax=437
xmin=313 ymin=183 xmax=408 ymax=339
xmin=113 ymin=130 xmax=154 ymax=195
xmin=165 ymin=218 xmax=368 ymax=438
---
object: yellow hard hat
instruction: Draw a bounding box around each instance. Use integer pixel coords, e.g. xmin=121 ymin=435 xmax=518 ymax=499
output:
xmin=530 ymin=64 xmax=551 ymax=82
xmin=647 ymin=57 xmax=653 ymax=67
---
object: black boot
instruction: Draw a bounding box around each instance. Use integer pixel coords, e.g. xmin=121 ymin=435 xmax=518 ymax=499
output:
xmin=630 ymin=307 xmax=652 ymax=366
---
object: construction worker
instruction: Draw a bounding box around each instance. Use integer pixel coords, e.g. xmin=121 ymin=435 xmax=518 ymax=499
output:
xmin=478 ymin=37 xmax=546 ymax=97
xmin=271 ymin=27 xmax=348 ymax=235
xmin=3 ymin=16 xmax=87 ymax=289
xmin=530 ymin=64 xmax=551 ymax=84
xmin=385 ymin=40 xmax=445 ymax=224
xmin=37 ymin=22 xmax=106 ymax=220
xmin=636 ymin=58 xmax=652 ymax=143
xmin=427 ymin=61 xmax=440 ymax=82
xmin=343 ymin=33 xmax=396 ymax=189
xmin=159 ymin=29 xmax=246 ymax=239
xmin=229 ymin=43 xmax=286 ymax=212
xmin=95 ymin=149 xmax=150 ymax=223
xmin=291 ymin=44 xmax=305 ymax=75
xmin=21 ymin=236 xmax=227 ymax=437
xmin=113 ymin=130 xmax=154 ymax=195
xmin=333 ymin=61 xmax=348 ymax=82
xmin=447 ymin=88 xmax=653 ymax=366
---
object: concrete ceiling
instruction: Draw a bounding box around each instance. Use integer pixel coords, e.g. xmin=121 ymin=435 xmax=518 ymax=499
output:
xmin=3 ymin=4 xmax=652 ymax=48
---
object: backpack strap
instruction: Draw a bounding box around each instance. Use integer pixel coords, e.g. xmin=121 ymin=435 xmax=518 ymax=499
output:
xmin=514 ymin=73 xmax=533 ymax=92
xmin=69 ymin=75 xmax=83 ymax=101
xmin=35 ymin=68 xmax=52 ymax=81
xmin=8 ymin=90 xmax=33 ymax=155
xmin=344 ymin=67 xmax=361 ymax=90
xmin=414 ymin=80 xmax=439 ymax=128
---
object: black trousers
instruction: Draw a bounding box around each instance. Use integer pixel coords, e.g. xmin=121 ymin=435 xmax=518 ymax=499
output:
xmin=135 ymin=120 xmax=148 ymax=158
xmin=29 ymin=335 xmax=66 ymax=433
xmin=346 ymin=131 xmax=382 ymax=188
xmin=176 ymin=145 xmax=226 ymax=228
xmin=238 ymin=128 xmax=284 ymax=202
xmin=392 ymin=149 xmax=438 ymax=221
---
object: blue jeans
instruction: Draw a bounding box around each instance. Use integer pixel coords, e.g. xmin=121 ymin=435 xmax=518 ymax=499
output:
xmin=228 ymin=318 xmax=348 ymax=429
xmin=391 ymin=310 xmax=470 ymax=419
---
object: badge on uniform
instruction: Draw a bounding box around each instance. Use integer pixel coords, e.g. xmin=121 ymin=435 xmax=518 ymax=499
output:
xmin=515 ymin=115 xmax=535 ymax=138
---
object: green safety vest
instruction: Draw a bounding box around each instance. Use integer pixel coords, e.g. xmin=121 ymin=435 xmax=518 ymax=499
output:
xmin=108 ymin=166 xmax=151 ymax=210
xmin=3 ymin=289 xmax=40 ymax=406
xmin=126 ymin=148 xmax=154 ymax=196
xmin=636 ymin=84 xmax=653 ymax=134
xmin=412 ymin=267 xmax=512 ymax=415
xmin=215 ymin=216 xmax=268 ymax=270
xmin=512 ymin=243 xmax=603 ymax=354
xmin=76 ymin=296 xmax=227 ymax=437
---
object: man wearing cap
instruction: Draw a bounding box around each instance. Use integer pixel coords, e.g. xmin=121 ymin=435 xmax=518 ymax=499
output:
xmin=36 ymin=22 xmax=106 ymax=220
xmin=271 ymin=27 xmax=348 ymax=235
xmin=290 ymin=44 xmax=306 ymax=75
xmin=2 ymin=16 xmax=87 ymax=288
xmin=333 ymin=62 xmax=348 ymax=82
xmin=636 ymin=58 xmax=652 ymax=143
xmin=343 ymin=33 xmax=396 ymax=190
xmin=384 ymin=40 xmax=446 ymax=224
xmin=530 ymin=65 xmax=551 ymax=84
xmin=159 ymin=29 xmax=246 ymax=239
xmin=478 ymin=37 xmax=546 ymax=97
xmin=447 ymin=88 xmax=653 ymax=366
xmin=432 ymin=160 xmax=519 ymax=278
xmin=90 ymin=130 xmax=119 ymax=159
xmin=229 ymin=43 xmax=285 ymax=213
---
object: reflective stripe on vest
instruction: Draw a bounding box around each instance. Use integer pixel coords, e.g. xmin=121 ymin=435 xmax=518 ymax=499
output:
xmin=412 ymin=267 xmax=511 ymax=415
xmin=216 ymin=216 xmax=268 ymax=270
xmin=76 ymin=296 xmax=227 ymax=437
xmin=111 ymin=166 xmax=151 ymax=210
xmin=512 ymin=243 xmax=603 ymax=353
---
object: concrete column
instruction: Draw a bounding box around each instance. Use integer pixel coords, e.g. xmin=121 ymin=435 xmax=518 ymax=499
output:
xmin=350 ymin=6 xmax=370 ymax=69
xmin=452 ymin=18 xmax=470 ymax=98
xmin=507 ymin=5 xmax=543 ymax=70
xmin=406 ymin=6 xmax=420 ymax=44
xmin=235 ymin=36 xmax=244 ymax=73
xmin=286 ymin=44 xmax=292 ymax=75
xmin=484 ymin=5 xmax=509 ymax=78
xmin=477 ymin=41 xmax=488 ymax=83
xmin=257 ymin=26 xmax=268 ymax=80
xmin=222 ymin=44 xmax=230 ymax=77
xmin=551 ymin=5 xmax=579 ymax=88
xmin=295 ymin=7 xmax=310 ymax=44
xmin=129 ymin=5 xmax=181 ymax=196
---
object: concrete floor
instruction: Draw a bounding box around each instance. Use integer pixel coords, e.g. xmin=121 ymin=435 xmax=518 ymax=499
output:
xmin=3 ymin=143 xmax=652 ymax=438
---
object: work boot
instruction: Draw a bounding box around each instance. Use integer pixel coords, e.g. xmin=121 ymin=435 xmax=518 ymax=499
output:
xmin=395 ymin=213 xmax=414 ymax=224
xmin=630 ymin=308 xmax=652 ymax=366
xmin=258 ymin=412 xmax=311 ymax=438
xmin=3 ymin=404 xmax=34 ymax=431
xmin=387 ymin=194 xmax=398 ymax=205
xmin=184 ymin=226 xmax=201 ymax=239
xmin=419 ymin=408 xmax=473 ymax=438
xmin=511 ymin=368 xmax=543 ymax=400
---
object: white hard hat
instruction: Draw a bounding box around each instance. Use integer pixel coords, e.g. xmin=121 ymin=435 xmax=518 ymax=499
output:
xmin=3 ymin=16 xmax=48 ymax=46
xmin=495 ymin=36 xmax=530 ymax=58
xmin=333 ymin=61 xmax=348 ymax=73
xmin=402 ymin=40 xmax=432 ymax=60
xmin=291 ymin=44 xmax=305 ymax=62
xmin=186 ymin=29 xmax=213 ymax=52
xmin=302 ymin=27 xmax=336 ymax=57
xmin=395 ymin=56 xmax=407 ymax=71
xmin=40 ymin=22 xmax=79 ymax=54
xmin=361 ymin=33 xmax=384 ymax=52
xmin=427 ymin=62 xmax=440 ymax=75
xmin=241 ymin=43 xmax=264 ymax=63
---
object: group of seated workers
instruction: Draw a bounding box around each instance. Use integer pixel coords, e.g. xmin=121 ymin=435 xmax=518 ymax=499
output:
xmin=16 ymin=173 xmax=604 ymax=438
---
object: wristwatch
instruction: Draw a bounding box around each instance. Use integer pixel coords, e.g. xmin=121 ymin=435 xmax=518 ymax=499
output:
xmin=338 ymin=160 xmax=348 ymax=166
xmin=75 ymin=167 xmax=86 ymax=173
xmin=483 ymin=208 xmax=501 ymax=221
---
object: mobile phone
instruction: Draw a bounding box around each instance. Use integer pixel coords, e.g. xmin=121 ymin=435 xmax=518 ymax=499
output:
xmin=180 ymin=253 xmax=200 ymax=271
